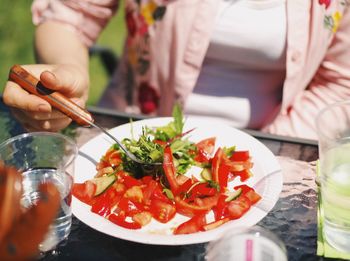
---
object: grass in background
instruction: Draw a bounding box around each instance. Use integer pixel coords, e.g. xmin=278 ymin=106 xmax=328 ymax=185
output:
xmin=0 ymin=1 xmax=125 ymax=106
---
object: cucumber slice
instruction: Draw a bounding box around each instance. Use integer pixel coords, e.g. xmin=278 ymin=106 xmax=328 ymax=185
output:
xmin=92 ymin=175 xmax=116 ymax=196
xmin=225 ymin=188 xmax=242 ymax=202
xmin=201 ymin=168 xmax=212 ymax=181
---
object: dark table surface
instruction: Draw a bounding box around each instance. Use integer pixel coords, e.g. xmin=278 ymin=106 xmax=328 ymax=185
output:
xmin=0 ymin=102 xmax=338 ymax=261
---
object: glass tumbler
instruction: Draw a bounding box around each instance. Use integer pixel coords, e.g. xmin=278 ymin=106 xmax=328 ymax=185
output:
xmin=205 ymin=226 xmax=287 ymax=261
xmin=316 ymin=100 xmax=350 ymax=253
xmin=0 ymin=132 xmax=78 ymax=252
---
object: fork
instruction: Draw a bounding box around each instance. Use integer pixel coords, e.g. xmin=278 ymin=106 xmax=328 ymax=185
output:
xmin=9 ymin=65 xmax=162 ymax=167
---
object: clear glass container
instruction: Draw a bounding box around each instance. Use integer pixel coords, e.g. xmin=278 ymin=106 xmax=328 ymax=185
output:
xmin=205 ymin=226 xmax=287 ymax=261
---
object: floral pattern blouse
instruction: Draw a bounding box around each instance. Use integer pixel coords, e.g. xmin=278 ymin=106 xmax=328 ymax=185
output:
xmin=125 ymin=0 xmax=168 ymax=114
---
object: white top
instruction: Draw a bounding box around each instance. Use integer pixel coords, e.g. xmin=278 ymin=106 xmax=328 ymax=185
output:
xmin=184 ymin=0 xmax=287 ymax=129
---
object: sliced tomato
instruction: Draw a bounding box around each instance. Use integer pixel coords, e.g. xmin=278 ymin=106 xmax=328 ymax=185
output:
xmin=234 ymin=184 xmax=254 ymax=195
xmin=190 ymin=183 xmax=217 ymax=198
xmin=163 ymin=146 xmax=179 ymax=192
xmin=141 ymin=176 xmax=171 ymax=203
xmin=96 ymin=160 xmax=110 ymax=171
xmin=132 ymin=211 xmax=152 ymax=226
xmin=193 ymin=195 xmax=219 ymax=209
xmin=202 ymin=217 xmax=230 ymax=231
xmin=108 ymin=213 xmax=141 ymax=230
xmin=150 ymin=199 xmax=176 ymax=223
xmin=173 ymin=214 xmax=206 ymax=235
xmin=124 ymin=186 xmax=144 ymax=204
xmin=142 ymin=179 xmax=158 ymax=205
xmin=229 ymin=150 xmax=250 ymax=162
xmin=101 ymin=147 xmax=118 ymax=166
xmin=196 ymin=137 xmax=216 ymax=155
xmin=175 ymin=196 xmax=213 ymax=217
xmin=213 ymin=194 xmax=228 ymax=220
xmin=107 ymin=150 xmax=123 ymax=166
xmin=72 ymin=181 xmax=96 ymax=205
xmin=211 ymin=148 xmax=224 ymax=185
xmin=91 ymin=196 xmax=111 ymax=217
xmin=152 ymin=185 xmax=171 ymax=203
xmin=97 ymin=147 xmax=122 ymax=170
xmin=122 ymin=175 xmax=143 ymax=188
xmin=194 ymin=137 xmax=216 ymax=164
xmin=141 ymin=176 xmax=153 ymax=184
xmin=175 ymin=178 xmax=193 ymax=197
xmin=231 ymin=169 xmax=253 ymax=182
xmin=218 ymin=163 xmax=231 ymax=189
xmin=118 ymin=197 xmax=143 ymax=216
xmin=111 ymin=182 xmax=127 ymax=195
xmin=105 ymin=185 xmax=123 ymax=204
xmin=245 ymin=190 xmax=262 ymax=204
xmin=90 ymin=186 xmax=121 ymax=217
xmin=225 ymin=160 xmax=253 ymax=172
xmin=211 ymin=148 xmax=232 ymax=189
xmin=227 ymin=196 xmax=251 ymax=220
xmin=95 ymin=166 xmax=114 ymax=177
xmin=175 ymin=174 xmax=190 ymax=186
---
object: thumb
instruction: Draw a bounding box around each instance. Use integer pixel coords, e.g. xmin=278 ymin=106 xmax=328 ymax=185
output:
xmin=39 ymin=65 xmax=88 ymax=99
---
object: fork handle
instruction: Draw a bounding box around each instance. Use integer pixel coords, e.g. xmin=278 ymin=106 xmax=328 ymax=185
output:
xmin=9 ymin=65 xmax=93 ymax=127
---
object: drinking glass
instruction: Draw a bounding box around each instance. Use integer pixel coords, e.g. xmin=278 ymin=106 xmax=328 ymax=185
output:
xmin=316 ymin=100 xmax=350 ymax=253
xmin=0 ymin=132 xmax=78 ymax=252
xmin=205 ymin=226 xmax=287 ymax=261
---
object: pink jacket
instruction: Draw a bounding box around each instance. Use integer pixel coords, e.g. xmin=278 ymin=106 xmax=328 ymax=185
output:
xmin=32 ymin=0 xmax=350 ymax=140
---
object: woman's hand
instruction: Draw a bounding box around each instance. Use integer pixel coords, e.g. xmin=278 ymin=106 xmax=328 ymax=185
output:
xmin=3 ymin=63 xmax=89 ymax=132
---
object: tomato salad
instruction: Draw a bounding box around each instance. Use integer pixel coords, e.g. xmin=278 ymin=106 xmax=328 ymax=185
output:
xmin=72 ymin=107 xmax=261 ymax=235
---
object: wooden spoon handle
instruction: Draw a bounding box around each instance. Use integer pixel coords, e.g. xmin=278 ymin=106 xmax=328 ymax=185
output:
xmin=9 ymin=64 xmax=94 ymax=126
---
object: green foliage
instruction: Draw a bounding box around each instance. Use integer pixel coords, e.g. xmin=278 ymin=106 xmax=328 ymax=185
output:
xmin=0 ymin=1 xmax=35 ymax=94
xmin=0 ymin=1 xmax=126 ymax=106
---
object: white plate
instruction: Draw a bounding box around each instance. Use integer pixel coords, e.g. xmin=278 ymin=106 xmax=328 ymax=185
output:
xmin=72 ymin=117 xmax=282 ymax=245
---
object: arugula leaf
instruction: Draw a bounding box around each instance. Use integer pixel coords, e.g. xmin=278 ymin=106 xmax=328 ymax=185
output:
xmin=223 ymin=146 xmax=236 ymax=157
xmin=145 ymin=104 xmax=185 ymax=141
xmin=152 ymin=124 xmax=177 ymax=141
xmin=172 ymin=103 xmax=184 ymax=134
xmin=114 ymin=104 xmax=195 ymax=179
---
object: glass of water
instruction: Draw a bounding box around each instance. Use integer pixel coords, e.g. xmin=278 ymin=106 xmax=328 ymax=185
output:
xmin=316 ymin=100 xmax=350 ymax=253
xmin=0 ymin=132 xmax=78 ymax=252
xmin=205 ymin=226 xmax=287 ymax=261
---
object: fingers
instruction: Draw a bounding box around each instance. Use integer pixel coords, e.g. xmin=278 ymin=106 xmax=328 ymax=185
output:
xmin=0 ymin=182 xmax=60 ymax=260
xmin=11 ymin=108 xmax=72 ymax=132
xmin=3 ymin=81 xmax=51 ymax=112
xmin=40 ymin=65 xmax=88 ymax=99
xmin=3 ymin=64 xmax=89 ymax=132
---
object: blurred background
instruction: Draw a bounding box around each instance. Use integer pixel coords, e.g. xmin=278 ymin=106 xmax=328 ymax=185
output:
xmin=0 ymin=1 xmax=126 ymax=106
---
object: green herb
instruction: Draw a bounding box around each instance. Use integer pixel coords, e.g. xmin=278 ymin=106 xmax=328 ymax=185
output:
xmin=207 ymin=180 xmax=220 ymax=191
xmin=223 ymin=146 xmax=236 ymax=157
xmin=147 ymin=103 xmax=185 ymax=141
xmin=113 ymin=105 xmax=196 ymax=183
xmin=172 ymin=103 xmax=184 ymax=134
xmin=163 ymin=188 xmax=174 ymax=200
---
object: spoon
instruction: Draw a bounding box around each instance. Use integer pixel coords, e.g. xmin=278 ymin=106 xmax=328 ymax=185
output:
xmin=8 ymin=65 xmax=161 ymax=167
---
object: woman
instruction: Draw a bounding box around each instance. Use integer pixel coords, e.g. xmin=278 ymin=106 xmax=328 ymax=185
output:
xmin=3 ymin=0 xmax=350 ymax=139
